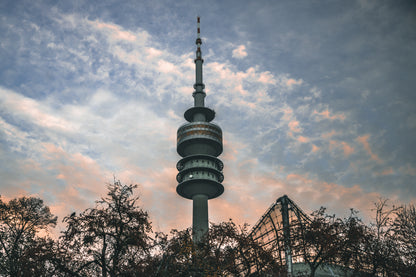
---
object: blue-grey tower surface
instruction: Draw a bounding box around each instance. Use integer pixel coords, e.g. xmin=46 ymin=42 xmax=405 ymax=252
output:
xmin=176 ymin=17 xmax=224 ymax=243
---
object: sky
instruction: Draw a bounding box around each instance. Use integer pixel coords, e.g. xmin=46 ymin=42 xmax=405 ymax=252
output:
xmin=1 ymin=0 xmax=415 ymax=236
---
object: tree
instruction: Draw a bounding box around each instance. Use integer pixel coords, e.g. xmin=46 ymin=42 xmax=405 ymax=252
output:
xmin=289 ymin=207 xmax=368 ymax=277
xmin=153 ymin=220 xmax=281 ymax=276
xmin=0 ymin=196 xmax=57 ymax=276
xmin=58 ymin=180 xmax=153 ymax=276
xmin=295 ymin=207 xmax=344 ymax=276
xmin=362 ymin=199 xmax=402 ymax=276
xmin=393 ymin=204 xmax=416 ymax=275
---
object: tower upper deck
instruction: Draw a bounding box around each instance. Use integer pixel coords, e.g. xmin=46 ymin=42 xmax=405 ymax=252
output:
xmin=176 ymin=17 xmax=224 ymax=201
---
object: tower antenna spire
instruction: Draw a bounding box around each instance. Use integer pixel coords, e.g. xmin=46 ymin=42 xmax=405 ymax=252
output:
xmin=197 ymin=16 xmax=200 ymax=38
xmin=196 ymin=16 xmax=201 ymax=57
xmin=193 ymin=16 xmax=205 ymax=108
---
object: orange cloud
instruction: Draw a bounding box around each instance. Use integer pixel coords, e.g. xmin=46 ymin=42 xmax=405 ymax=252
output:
xmin=380 ymin=167 xmax=394 ymax=176
xmin=235 ymin=84 xmax=248 ymax=96
xmin=398 ymin=164 xmax=416 ymax=176
xmin=232 ymin=45 xmax=247 ymax=59
xmin=311 ymin=144 xmax=320 ymax=153
xmin=341 ymin=141 xmax=354 ymax=156
xmin=146 ymin=47 xmax=162 ymax=57
xmin=285 ymin=78 xmax=303 ymax=88
xmin=329 ymin=140 xmax=354 ymax=157
xmin=258 ymin=71 xmax=275 ymax=84
xmin=93 ymin=21 xmax=137 ymax=41
xmin=284 ymin=173 xmax=383 ymax=221
xmin=297 ymin=136 xmax=310 ymax=143
xmin=322 ymin=130 xmax=339 ymax=139
xmin=222 ymin=137 xmax=247 ymax=162
xmin=139 ymin=166 xmax=190 ymax=234
xmin=210 ymin=172 xmax=287 ymax=228
xmin=42 ymin=144 xmax=106 ymax=192
xmin=314 ymin=109 xmax=346 ymax=121
xmin=288 ymin=120 xmax=301 ymax=133
xmin=356 ymin=134 xmax=382 ymax=163
xmin=282 ymin=106 xmax=293 ymax=121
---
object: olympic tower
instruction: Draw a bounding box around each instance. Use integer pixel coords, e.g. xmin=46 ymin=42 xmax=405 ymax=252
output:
xmin=176 ymin=17 xmax=224 ymax=243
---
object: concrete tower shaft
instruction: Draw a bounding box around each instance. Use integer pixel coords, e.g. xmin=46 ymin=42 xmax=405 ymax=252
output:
xmin=176 ymin=17 xmax=224 ymax=243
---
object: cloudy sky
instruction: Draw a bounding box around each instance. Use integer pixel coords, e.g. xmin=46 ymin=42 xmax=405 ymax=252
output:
xmin=1 ymin=0 xmax=415 ymax=235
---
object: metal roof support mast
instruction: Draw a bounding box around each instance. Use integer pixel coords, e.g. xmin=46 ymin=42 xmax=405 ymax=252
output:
xmin=176 ymin=17 xmax=224 ymax=244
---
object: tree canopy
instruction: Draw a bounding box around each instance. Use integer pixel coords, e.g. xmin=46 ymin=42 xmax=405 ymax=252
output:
xmin=0 ymin=183 xmax=415 ymax=276
xmin=57 ymin=181 xmax=152 ymax=276
xmin=0 ymin=196 xmax=57 ymax=276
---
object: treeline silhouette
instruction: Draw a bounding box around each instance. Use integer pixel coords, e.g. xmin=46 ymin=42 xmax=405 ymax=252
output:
xmin=0 ymin=180 xmax=415 ymax=276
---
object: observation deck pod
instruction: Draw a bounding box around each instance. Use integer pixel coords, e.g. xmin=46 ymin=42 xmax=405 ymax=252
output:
xmin=176 ymin=154 xmax=224 ymax=200
xmin=249 ymin=195 xmax=310 ymax=276
xmin=177 ymin=122 xmax=223 ymax=157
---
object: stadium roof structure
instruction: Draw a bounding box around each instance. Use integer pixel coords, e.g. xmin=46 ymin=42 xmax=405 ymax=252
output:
xmin=250 ymin=195 xmax=310 ymax=275
xmin=250 ymin=195 xmax=368 ymax=277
